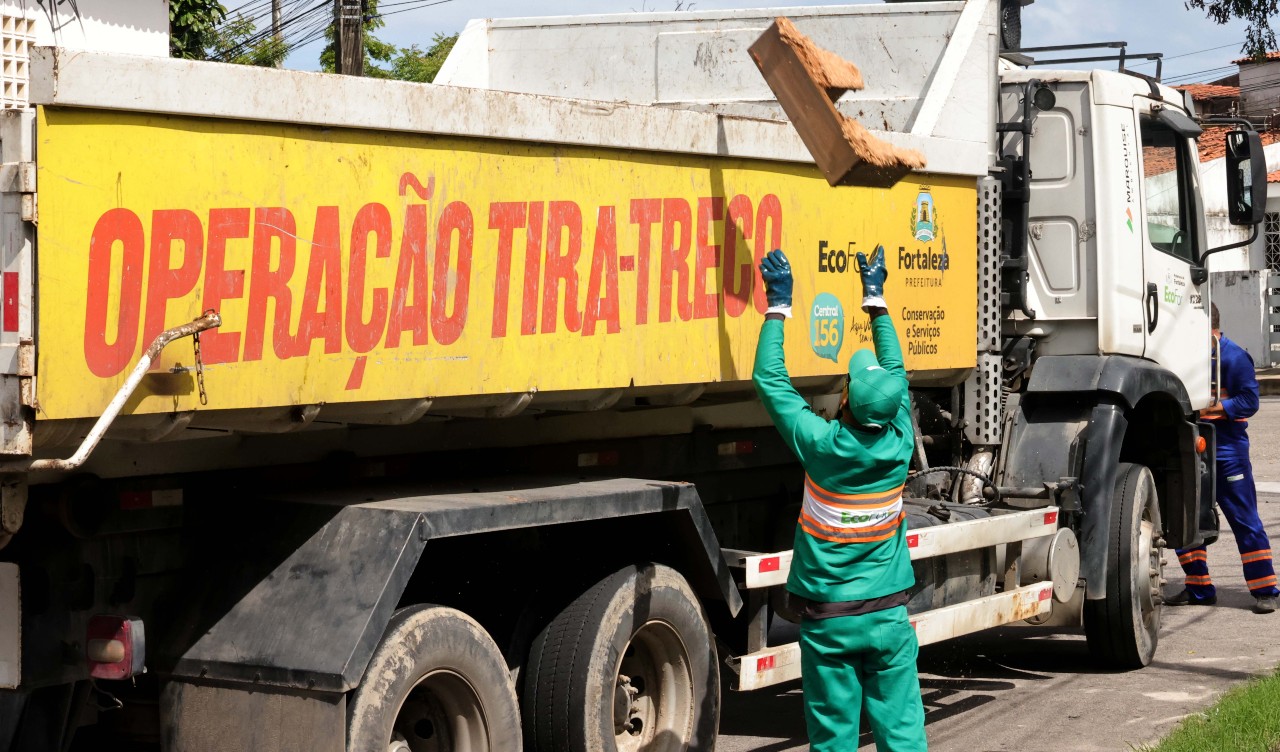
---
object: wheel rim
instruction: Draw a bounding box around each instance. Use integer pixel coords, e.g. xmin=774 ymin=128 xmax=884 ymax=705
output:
xmin=1135 ymin=490 xmax=1164 ymax=637
xmin=390 ymin=669 xmax=490 ymax=752
xmin=613 ymin=620 xmax=695 ymax=752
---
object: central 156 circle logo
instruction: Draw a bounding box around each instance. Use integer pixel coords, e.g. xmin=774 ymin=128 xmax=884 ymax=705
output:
xmin=810 ymin=292 xmax=845 ymax=363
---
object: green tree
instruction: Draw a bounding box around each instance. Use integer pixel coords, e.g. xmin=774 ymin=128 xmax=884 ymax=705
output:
xmin=169 ymin=0 xmax=226 ymax=59
xmin=208 ymin=13 xmax=289 ymax=67
xmin=389 ymin=33 xmax=459 ymax=83
xmin=1185 ymin=0 xmax=1280 ymax=58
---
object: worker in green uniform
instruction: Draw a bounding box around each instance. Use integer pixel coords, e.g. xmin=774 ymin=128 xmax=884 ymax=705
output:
xmin=752 ymin=247 xmax=926 ymax=751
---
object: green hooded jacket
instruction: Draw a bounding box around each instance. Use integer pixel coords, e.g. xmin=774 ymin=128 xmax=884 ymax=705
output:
xmin=752 ymin=315 xmax=916 ymax=603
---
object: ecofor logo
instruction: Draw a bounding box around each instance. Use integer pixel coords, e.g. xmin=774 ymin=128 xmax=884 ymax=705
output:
xmin=810 ymin=293 xmax=845 ymax=363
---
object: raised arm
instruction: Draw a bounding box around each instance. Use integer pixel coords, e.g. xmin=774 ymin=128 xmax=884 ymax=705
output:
xmin=751 ymin=250 xmax=831 ymax=463
xmin=857 ymin=245 xmax=906 ymax=379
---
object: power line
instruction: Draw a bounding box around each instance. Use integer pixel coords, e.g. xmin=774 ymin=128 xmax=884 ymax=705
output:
xmin=374 ymin=0 xmax=459 ymax=19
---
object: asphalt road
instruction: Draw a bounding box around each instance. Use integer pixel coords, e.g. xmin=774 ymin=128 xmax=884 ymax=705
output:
xmin=718 ymin=397 xmax=1280 ymax=751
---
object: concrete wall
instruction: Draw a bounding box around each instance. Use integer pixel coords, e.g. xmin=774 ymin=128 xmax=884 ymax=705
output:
xmin=1239 ymin=60 xmax=1280 ymax=121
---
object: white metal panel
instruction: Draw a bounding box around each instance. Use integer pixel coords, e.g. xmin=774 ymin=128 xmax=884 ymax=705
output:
xmin=909 ymin=581 xmax=1053 ymax=645
xmin=0 ymin=561 xmax=17 ymax=688
xmin=28 ymin=48 xmax=985 ymax=176
xmin=734 ymin=582 xmax=1054 ymax=690
xmin=738 ymin=508 xmax=1060 ymax=589
xmin=1091 ymin=102 xmax=1147 ymax=358
xmin=436 ymin=2 xmax=994 ymax=176
xmin=1 ymin=0 xmax=167 ymax=57
xmin=1004 ymin=80 xmax=1098 ymax=324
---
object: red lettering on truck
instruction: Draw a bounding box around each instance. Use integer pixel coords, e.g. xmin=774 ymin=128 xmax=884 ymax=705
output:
xmin=386 ymin=203 xmax=430 ymax=349
xmin=346 ymin=203 xmax=393 ymax=354
xmin=244 ymin=207 xmax=297 ymax=362
xmin=582 ymin=206 xmax=620 ymax=336
xmin=142 ymin=209 xmax=203 ymax=361
xmin=85 ymin=209 xmax=146 ymax=379
xmin=201 ymin=208 xmax=251 ymax=364
xmin=79 ymin=188 xmax=782 ymax=378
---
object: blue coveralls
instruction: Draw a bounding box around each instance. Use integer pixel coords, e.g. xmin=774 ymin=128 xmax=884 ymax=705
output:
xmin=1176 ymin=333 xmax=1279 ymax=600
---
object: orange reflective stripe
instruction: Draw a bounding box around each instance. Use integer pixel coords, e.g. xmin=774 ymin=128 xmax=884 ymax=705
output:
xmin=803 ymin=476 xmax=904 ymax=509
xmin=1241 ymin=550 xmax=1273 ymax=564
xmin=801 ymin=509 xmax=902 ymax=536
xmin=799 ymin=511 xmax=905 ymax=544
xmin=1184 ymin=575 xmax=1213 ymax=585
xmin=1178 ymin=552 xmax=1207 ymax=563
xmin=1247 ymin=575 xmax=1278 ymax=588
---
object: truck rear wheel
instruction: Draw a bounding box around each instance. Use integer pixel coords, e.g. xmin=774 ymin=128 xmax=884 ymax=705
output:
xmin=347 ymin=605 xmax=522 ymax=752
xmin=1084 ymin=463 xmax=1164 ymax=669
xmin=522 ymin=563 xmax=718 ymax=752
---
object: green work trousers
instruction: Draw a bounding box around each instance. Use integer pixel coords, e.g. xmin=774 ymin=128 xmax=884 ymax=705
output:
xmin=799 ymin=605 xmax=927 ymax=751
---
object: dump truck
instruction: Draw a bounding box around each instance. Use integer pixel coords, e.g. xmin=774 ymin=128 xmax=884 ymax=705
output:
xmin=0 ymin=0 xmax=1268 ymax=750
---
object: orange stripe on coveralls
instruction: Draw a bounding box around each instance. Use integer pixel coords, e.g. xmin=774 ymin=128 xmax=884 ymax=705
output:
xmin=1184 ymin=575 xmax=1213 ymax=585
xmin=1247 ymin=575 xmax=1278 ymax=588
xmin=803 ymin=476 xmax=905 ymax=508
xmin=1179 ymin=551 xmax=1207 ymax=564
xmin=1241 ymin=549 xmax=1273 ymax=564
xmin=800 ymin=511 xmax=905 ymax=543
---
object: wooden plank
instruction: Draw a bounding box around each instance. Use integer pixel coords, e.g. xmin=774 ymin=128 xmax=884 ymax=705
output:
xmin=749 ymin=17 xmax=926 ymax=187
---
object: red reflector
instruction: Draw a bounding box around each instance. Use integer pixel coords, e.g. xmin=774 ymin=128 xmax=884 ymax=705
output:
xmin=1044 ymin=511 xmax=1058 ymax=525
xmin=119 ymin=491 xmax=151 ymax=511
xmin=910 ymin=620 xmax=919 ymax=630
xmin=758 ymin=556 xmax=780 ymax=573
xmin=906 ymin=534 xmax=919 ymax=548
xmin=756 ymin=655 xmax=775 ymax=672
xmin=1039 ymin=588 xmax=1052 ymax=601
xmin=577 ymin=451 xmax=620 ymax=468
xmin=86 ymin=615 xmax=145 ymax=680
xmin=717 ymin=441 xmax=756 ymax=457
xmin=2 ymin=272 xmax=16 ymax=333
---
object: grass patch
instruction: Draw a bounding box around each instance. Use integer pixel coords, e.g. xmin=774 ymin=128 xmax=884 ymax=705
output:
xmin=1138 ymin=668 xmax=1280 ymax=752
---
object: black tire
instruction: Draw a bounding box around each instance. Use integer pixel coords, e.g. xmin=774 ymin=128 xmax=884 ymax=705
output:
xmin=347 ymin=605 xmax=522 ymax=752
xmin=522 ymin=564 xmax=719 ymax=752
xmin=1084 ymin=463 xmax=1164 ymax=669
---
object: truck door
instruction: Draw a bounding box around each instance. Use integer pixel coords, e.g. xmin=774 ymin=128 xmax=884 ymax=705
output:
xmin=1134 ymin=101 xmax=1211 ymax=401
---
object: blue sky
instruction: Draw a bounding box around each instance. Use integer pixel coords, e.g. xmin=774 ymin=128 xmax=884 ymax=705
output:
xmin=282 ymin=0 xmax=1256 ymax=86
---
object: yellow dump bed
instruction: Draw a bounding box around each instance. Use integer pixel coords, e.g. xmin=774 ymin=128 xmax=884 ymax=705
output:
xmin=29 ymin=1 xmax=991 ymax=431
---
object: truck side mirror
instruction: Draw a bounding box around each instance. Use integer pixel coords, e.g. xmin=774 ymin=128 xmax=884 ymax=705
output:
xmin=1226 ymin=129 xmax=1267 ymax=226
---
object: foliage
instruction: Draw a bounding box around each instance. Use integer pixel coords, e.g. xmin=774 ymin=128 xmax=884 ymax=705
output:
xmin=170 ymin=0 xmax=226 ymax=60
xmin=208 ymin=13 xmax=289 ymax=67
xmin=1185 ymin=0 xmax=1280 ymax=58
xmin=390 ymin=33 xmax=459 ymax=84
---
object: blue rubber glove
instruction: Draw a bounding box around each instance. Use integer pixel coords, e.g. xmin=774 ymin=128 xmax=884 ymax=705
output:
xmin=759 ymin=249 xmax=794 ymax=317
xmin=855 ymin=245 xmax=888 ymax=310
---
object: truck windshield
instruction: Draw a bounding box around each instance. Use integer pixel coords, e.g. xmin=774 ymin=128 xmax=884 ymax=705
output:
xmin=1140 ymin=117 xmax=1196 ymax=263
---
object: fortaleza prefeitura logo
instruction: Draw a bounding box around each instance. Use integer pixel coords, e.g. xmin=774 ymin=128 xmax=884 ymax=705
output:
xmin=900 ymin=187 xmax=949 ymax=287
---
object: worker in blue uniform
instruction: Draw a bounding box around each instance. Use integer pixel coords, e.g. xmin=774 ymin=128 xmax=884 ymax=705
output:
xmin=752 ymin=247 xmax=927 ymax=751
xmin=1168 ymin=304 xmax=1277 ymax=614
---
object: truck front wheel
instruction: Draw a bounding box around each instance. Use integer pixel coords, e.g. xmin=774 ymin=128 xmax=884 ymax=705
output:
xmin=346 ymin=604 xmax=523 ymax=752
xmin=522 ymin=563 xmax=719 ymax=752
xmin=1084 ymin=463 xmax=1164 ymax=669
